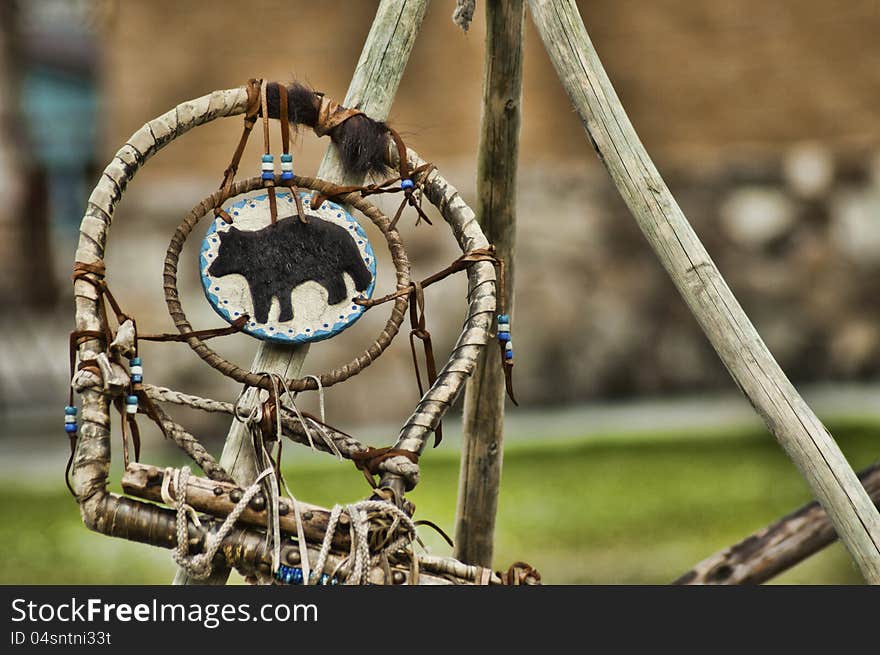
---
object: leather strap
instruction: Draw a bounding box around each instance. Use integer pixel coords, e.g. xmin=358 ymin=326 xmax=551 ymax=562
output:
xmin=408 ymin=281 xmax=442 ymax=447
xmin=260 ymin=79 xmax=278 ymax=224
xmin=351 ymin=446 xmax=419 ymax=487
xmin=278 ymin=82 xmax=290 ymax=155
xmin=215 ymin=78 xmax=262 ymax=223
xmin=138 ymin=314 xmax=249 ymax=342
xmin=313 ymin=93 xmax=363 ymax=137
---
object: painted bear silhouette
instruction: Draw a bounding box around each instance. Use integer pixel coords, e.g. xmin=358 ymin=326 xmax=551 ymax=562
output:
xmin=208 ymin=215 xmax=372 ymax=324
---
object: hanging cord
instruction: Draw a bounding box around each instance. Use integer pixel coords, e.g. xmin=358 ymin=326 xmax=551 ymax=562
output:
xmin=353 ymin=246 xmax=518 ymax=406
xmin=230 ymin=376 xmax=284 ymax=577
xmin=493 ymin=255 xmax=518 ymax=405
xmin=276 ymin=78 xmax=307 ymax=223
xmin=215 ymin=78 xmax=262 ymax=223
xmin=308 ymin=158 xmax=436 ymax=229
xmin=137 ymin=314 xmax=249 ymax=342
xmin=260 ymin=79 xmax=279 ymax=224
xmin=408 ymin=281 xmax=442 ymax=446
xmin=285 ymin=375 xmax=343 ymax=460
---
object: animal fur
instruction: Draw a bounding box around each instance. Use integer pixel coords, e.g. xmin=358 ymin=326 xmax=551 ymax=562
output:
xmin=265 ymin=81 xmax=390 ymax=178
xmin=208 ymin=215 xmax=372 ymax=324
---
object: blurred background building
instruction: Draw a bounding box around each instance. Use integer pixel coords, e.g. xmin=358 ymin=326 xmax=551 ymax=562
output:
xmin=1 ymin=0 xmax=879 ymax=584
xmin=2 ymin=0 xmax=879 ymax=419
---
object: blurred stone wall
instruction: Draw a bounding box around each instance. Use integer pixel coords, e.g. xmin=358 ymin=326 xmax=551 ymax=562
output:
xmin=16 ymin=0 xmax=876 ymax=419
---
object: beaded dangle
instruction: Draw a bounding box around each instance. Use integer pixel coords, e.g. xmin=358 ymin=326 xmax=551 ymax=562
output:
xmin=129 ymin=356 xmax=143 ymax=385
xmin=261 ymin=153 xmax=275 ymax=181
xmin=493 ymin=250 xmax=518 ymax=406
xmin=497 ymin=313 xmax=513 ymax=362
xmin=126 ymin=355 xmax=144 ymax=415
xmin=275 ymin=564 xmax=337 ymax=586
xmin=64 ymin=405 xmax=78 ymax=436
xmin=280 ymin=153 xmax=294 ymax=181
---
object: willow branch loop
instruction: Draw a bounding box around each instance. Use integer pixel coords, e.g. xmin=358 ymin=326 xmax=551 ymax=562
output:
xmin=164 ymin=176 xmax=410 ymax=393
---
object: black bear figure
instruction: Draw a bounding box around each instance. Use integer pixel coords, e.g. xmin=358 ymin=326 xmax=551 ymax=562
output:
xmin=208 ymin=215 xmax=372 ymax=324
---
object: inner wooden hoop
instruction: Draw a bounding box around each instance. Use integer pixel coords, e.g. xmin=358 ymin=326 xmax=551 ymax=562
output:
xmin=164 ymin=176 xmax=410 ymax=392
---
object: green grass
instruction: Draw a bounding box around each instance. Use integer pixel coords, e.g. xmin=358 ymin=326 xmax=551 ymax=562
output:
xmin=2 ymin=420 xmax=877 ymax=584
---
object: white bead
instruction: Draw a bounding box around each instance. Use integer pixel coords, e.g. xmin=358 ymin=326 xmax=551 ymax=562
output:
xmin=505 ymin=341 xmax=513 ymax=352
xmin=281 ymin=162 xmax=293 ymax=171
xmin=261 ymin=162 xmax=275 ymax=171
xmin=497 ymin=324 xmax=510 ymax=333
xmin=65 ymin=415 xmax=77 ymax=424
xmin=130 ymin=365 xmax=143 ymax=375
xmin=125 ymin=403 xmax=138 ymax=414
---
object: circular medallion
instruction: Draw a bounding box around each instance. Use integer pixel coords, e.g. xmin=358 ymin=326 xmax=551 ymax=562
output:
xmin=200 ymin=190 xmax=376 ymax=344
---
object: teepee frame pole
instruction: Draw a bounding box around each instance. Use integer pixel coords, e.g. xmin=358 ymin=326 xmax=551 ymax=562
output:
xmin=454 ymin=0 xmax=525 ymax=567
xmin=675 ymin=463 xmax=880 ymax=585
xmin=173 ymin=0 xmax=430 ymax=585
xmin=527 ymin=0 xmax=880 ymax=583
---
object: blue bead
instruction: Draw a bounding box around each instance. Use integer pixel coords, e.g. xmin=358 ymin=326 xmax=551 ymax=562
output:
xmin=65 ymin=423 xmax=77 ymax=434
xmin=129 ymin=357 xmax=142 ymax=366
xmin=281 ymin=171 xmax=294 ymax=180
xmin=505 ymin=350 xmax=514 ymax=360
xmin=64 ymin=406 xmax=78 ymax=416
xmin=400 ymin=178 xmax=415 ymax=190
xmin=131 ymin=374 xmax=143 ymax=384
xmin=497 ymin=314 xmax=510 ymax=324
xmin=497 ymin=332 xmax=511 ymax=342
xmin=262 ymin=154 xmax=274 ymax=162
xmin=280 ymin=153 xmax=292 ymax=163
xmin=261 ymin=171 xmax=275 ymax=180
xmin=126 ymin=395 xmax=138 ymax=405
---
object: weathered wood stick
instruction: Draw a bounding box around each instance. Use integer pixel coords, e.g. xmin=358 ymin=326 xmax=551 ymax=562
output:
xmin=90 ymin=492 xmax=472 ymax=585
xmin=455 ymin=0 xmax=524 ymax=568
xmin=676 ymin=463 xmax=880 ymax=584
xmin=527 ymin=0 xmax=880 ymax=583
xmin=122 ymin=463 xmax=351 ymax=551
xmin=175 ymin=0 xmax=429 ymax=585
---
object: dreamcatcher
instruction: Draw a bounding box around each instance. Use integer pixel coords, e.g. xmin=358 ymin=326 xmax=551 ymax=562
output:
xmin=67 ymin=79 xmax=537 ymax=586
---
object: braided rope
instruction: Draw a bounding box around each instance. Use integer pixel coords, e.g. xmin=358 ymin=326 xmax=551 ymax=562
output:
xmin=309 ymin=499 xmax=419 ymax=585
xmin=168 ymin=466 xmax=272 ymax=579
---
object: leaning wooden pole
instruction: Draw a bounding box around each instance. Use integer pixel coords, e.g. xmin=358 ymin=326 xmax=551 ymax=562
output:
xmin=528 ymin=0 xmax=880 ymax=583
xmin=174 ymin=0 xmax=430 ymax=584
xmin=675 ymin=463 xmax=880 ymax=585
xmin=454 ymin=0 xmax=524 ymax=567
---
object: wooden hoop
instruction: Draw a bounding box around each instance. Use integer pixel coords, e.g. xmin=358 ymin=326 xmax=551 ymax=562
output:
xmin=164 ymin=176 xmax=410 ymax=392
xmin=71 ymin=86 xmax=499 ymax=581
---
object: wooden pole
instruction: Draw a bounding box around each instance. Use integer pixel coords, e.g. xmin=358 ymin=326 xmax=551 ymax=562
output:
xmin=527 ymin=0 xmax=880 ymax=583
xmin=676 ymin=463 xmax=880 ymax=585
xmin=173 ymin=0 xmax=430 ymax=584
xmin=454 ymin=0 xmax=524 ymax=567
